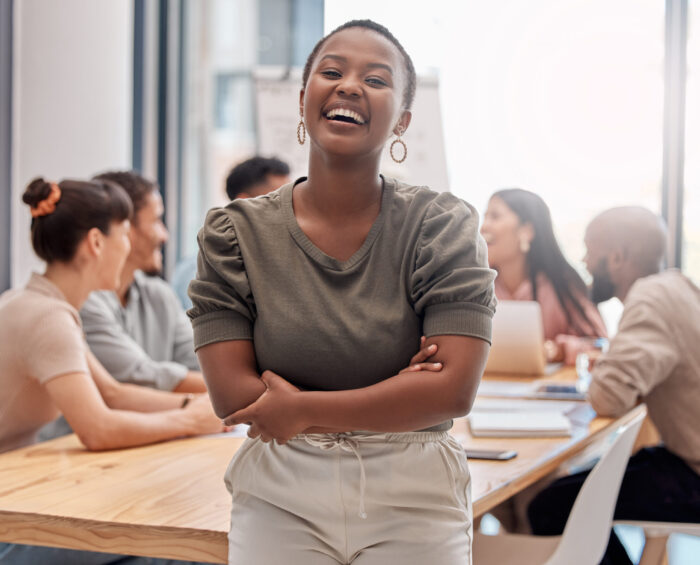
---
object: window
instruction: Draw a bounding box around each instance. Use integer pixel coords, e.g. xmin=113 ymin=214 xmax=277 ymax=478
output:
xmin=684 ymin=1 xmax=699 ymax=283
xmin=0 ymin=0 xmax=11 ymax=291
xmin=177 ymin=0 xmax=323 ymax=260
xmin=324 ymin=0 xmax=671 ymax=331
xmin=326 ymin=0 xmax=665 ymax=273
xmin=174 ymin=0 xmax=691 ymax=293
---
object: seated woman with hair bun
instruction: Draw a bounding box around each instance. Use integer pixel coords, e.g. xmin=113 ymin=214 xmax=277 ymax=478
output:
xmin=481 ymin=188 xmax=607 ymax=364
xmin=0 ymin=177 xmax=221 ymax=565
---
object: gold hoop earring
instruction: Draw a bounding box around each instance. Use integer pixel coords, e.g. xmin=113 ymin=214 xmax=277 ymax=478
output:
xmin=390 ymin=135 xmax=407 ymax=163
xmin=297 ymin=119 xmax=306 ymax=145
xmin=520 ymin=238 xmax=531 ymax=253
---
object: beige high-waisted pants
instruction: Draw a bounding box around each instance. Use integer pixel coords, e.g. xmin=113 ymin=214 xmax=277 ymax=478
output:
xmin=224 ymin=431 xmax=472 ymax=565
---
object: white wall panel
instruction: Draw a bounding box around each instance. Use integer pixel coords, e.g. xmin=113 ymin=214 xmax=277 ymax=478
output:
xmin=12 ymin=0 xmax=132 ymax=286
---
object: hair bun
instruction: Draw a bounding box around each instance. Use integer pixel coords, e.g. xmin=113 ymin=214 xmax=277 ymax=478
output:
xmin=22 ymin=177 xmax=54 ymax=208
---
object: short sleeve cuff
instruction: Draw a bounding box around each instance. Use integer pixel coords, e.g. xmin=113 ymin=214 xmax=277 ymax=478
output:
xmin=153 ymin=362 xmax=189 ymax=391
xmin=191 ymin=310 xmax=254 ymax=350
xmin=39 ymin=364 xmax=91 ymax=385
xmin=423 ymin=302 xmax=493 ymax=344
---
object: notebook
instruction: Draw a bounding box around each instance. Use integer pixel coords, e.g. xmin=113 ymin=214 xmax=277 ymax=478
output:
xmin=468 ymin=411 xmax=572 ymax=437
xmin=476 ymin=379 xmax=587 ymax=401
xmin=484 ymin=300 xmax=547 ymax=375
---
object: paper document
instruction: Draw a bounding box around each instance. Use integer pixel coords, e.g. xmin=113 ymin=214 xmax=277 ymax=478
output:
xmin=469 ymin=411 xmax=572 ymax=438
xmin=205 ymin=424 xmax=250 ymax=439
xmin=477 ymin=381 xmax=534 ymax=397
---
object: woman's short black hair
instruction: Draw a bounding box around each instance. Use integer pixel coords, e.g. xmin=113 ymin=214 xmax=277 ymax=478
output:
xmin=492 ymin=188 xmax=599 ymax=335
xmin=302 ymin=19 xmax=417 ymax=110
xmin=23 ymin=177 xmax=132 ymax=263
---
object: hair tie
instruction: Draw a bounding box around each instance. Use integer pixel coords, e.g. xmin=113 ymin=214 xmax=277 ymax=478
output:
xmin=30 ymin=182 xmax=62 ymax=218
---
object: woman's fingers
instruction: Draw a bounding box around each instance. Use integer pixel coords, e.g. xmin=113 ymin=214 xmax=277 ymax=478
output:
xmin=261 ymin=370 xmax=300 ymax=392
xmin=247 ymin=423 xmax=261 ymax=439
xmin=224 ymin=406 xmax=249 ymax=427
xmin=247 ymin=422 xmax=280 ymax=444
xmin=402 ymin=337 xmax=441 ymax=374
xmin=409 ymin=342 xmax=438 ymax=365
xmin=399 ymin=361 xmax=443 ymax=374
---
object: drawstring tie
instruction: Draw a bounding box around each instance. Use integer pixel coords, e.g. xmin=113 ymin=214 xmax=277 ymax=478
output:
xmin=303 ymin=433 xmax=368 ymax=519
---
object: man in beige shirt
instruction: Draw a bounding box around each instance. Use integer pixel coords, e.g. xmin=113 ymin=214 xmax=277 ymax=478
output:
xmin=528 ymin=207 xmax=700 ymax=565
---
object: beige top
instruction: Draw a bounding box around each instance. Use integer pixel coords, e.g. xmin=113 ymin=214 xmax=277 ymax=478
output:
xmin=0 ymin=273 xmax=90 ymax=453
xmin=588 ymin=270 xmax=700 ymax=474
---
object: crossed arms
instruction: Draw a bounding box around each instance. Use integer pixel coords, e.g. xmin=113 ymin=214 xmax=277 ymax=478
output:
xmin=197 ymin=335 xmax=489 ymax=443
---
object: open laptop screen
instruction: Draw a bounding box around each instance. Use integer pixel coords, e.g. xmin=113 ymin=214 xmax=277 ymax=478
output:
xmin=484 ymin=300 xmax=546 ymax=376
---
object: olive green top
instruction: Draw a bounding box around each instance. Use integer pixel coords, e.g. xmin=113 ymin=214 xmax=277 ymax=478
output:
xmin=188 ymin=177 xmax=496 ymax=431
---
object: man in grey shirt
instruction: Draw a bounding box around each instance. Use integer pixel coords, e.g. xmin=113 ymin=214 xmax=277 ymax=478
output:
xmin=82 ymin=171 xmax=206 ymax=393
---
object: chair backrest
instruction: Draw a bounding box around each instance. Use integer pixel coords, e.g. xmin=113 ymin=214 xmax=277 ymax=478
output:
xmin=545 ymin=405 xmax=647 ymax=565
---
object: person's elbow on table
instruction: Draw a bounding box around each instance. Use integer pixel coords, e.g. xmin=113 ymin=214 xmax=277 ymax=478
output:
xmin=587 ymin=377 xmax=636 ymax=418
xmin=72 ymin=421 xmax=116 ymax=451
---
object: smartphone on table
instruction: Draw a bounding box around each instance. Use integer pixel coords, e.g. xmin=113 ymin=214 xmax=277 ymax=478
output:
xmin=464 ymin=448 xmax=517 ymax=461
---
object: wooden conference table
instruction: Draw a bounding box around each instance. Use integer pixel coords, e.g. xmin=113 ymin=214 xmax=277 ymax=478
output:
xmin=0 ymin=369 xmax=640 ymax=564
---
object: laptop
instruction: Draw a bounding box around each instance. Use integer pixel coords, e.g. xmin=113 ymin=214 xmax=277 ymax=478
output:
xmin=484 ymin=300 xmax=547 ymax=376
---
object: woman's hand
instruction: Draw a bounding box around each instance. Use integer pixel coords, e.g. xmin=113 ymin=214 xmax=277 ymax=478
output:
xmin=399 ymin=336 xmax=442 ymax=374
xmin=224 ymin=371 xmax=307 ymax=444
xmin=544 ymin=339 xmax=563 ymax=363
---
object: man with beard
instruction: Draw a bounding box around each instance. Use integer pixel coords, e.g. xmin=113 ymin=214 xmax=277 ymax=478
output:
xmin=80 ymin=171 xmax=206 ymax=393
xmin=527 ymin=206 xmax=700 ymax=565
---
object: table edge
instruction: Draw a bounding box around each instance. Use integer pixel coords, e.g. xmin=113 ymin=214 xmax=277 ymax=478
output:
xmin=0 ymin=510 xmax=228 ymax=564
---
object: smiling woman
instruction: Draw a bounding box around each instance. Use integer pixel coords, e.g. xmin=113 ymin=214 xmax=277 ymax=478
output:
xmin=297 ymin=21 xmax=413 ymax=168
xmin=189 ymin=19 xmax=496 ymax=565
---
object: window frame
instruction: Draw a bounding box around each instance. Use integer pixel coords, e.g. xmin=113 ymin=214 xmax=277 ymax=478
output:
xmin=1 ymin=0 xmax=13 ymax=293
xmin=662 ymin=0 xmax=688 ymax=269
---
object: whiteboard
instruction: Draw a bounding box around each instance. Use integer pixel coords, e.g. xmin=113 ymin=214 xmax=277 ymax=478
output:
xmin=254 ymin=70 xmax=449 ymax=192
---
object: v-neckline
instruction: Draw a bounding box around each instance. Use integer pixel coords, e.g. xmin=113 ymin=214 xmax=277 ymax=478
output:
xmin=282 ymin=176 xmax=393 ymax=271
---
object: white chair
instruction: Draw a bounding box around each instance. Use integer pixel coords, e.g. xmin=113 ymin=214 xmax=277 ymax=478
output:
xmin=612 ymin=520 xmax=700 ymax=565
xmin=473 ymin=405 xmax=647 ymax=565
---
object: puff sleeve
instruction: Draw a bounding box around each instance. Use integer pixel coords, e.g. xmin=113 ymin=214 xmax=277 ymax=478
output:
xmin=27 ymin=309 xmax=90 ymax=384
xmin=187 ymin=209 xmax=256 ymax=350
xmin=410 ymin=193 xmax=496 ymax=343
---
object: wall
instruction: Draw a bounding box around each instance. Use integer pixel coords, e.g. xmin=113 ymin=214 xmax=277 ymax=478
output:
xmin=11 ymin=0 xmax=133 ymax=287
xmin=1 ymin=0 xmax=12 ymax=292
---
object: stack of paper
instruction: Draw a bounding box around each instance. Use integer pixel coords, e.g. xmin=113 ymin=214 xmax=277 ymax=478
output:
xmin=468 ymin=411 xmax=572 ymax=438
xmin=477 ymin=380 xmax=586 ymax=400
